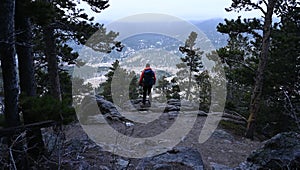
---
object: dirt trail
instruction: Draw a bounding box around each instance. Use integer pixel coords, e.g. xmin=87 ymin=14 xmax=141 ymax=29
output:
xmin=66 ymin=108 xmax=262 ymax=169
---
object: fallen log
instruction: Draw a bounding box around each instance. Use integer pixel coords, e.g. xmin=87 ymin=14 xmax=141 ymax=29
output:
xmin=0 ymin=120 xmax=57 ymax=137
xmin=221 ymin=117 xmax=247 ymax=125
xmin=222 ymin=113 xmax=247 ymax=122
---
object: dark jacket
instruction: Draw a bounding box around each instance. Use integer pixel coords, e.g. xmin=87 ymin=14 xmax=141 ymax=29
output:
xmin=139 ymin=67 xmax=156 ymax=86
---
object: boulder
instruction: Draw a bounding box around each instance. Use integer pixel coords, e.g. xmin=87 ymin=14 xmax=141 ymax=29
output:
xmin=212 ymin=129 xmax=234 ymax=141
xmin=78 ymin=95 xmax=128 ymax=124
xmin=164 ymin=104 xmax=180 ymax=112
xmin=95 ymin=95 xmax=121 ymax=116
xmin=197 ymin=110 xmax=208 ymax=117
xmin=210 ymin=162 xmax=232 ymax=170
xmin=167 ymin=99 xmax=181 ymax=107
xmin=136 ymin=147 xmax=204 ymax=170
xmin=236 ymin=132 xmax=300 ymax=169
xmin=165 ymin=99 xmax=199 ymax=112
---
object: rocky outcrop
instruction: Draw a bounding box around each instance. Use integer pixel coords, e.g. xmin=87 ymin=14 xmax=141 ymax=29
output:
xmin=165 ymin=99 xmax=199 ymax=112
xmin=136 ymin=147 xmax=204 ymax=170
xmin=78 ymin=95 xmax=129 ymax=124
xmin=236 ymin=132 xmax=300 ymax=169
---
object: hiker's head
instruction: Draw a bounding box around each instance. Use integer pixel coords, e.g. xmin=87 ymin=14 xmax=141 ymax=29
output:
xmin=146 ymin=63 xmax=150 ymax=67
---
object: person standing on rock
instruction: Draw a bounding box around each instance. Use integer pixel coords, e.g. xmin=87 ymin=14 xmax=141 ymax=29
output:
xmin=139 ymin=63 xmax=156 ymax=106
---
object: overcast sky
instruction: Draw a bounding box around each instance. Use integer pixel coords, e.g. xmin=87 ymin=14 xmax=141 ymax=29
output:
xmin=80 ymin=0 xmax=262 ymax=22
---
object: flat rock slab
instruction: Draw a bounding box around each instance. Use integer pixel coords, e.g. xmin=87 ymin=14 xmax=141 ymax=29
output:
xmin=136 ymin=146 xmax=204 ymax=170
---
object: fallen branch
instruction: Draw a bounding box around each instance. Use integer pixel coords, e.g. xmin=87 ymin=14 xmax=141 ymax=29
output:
xmin=0 ymin=120 xmax=57 ymax=137
xmin=9 ymin=131 xmax=27 ymax=170
xmin=221 ymin=117 xmax=247 ymax=125
xmin=223 ymin=112 xmax=247 ymax=122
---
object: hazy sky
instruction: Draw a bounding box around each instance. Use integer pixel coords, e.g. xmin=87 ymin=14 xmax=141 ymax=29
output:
xmin=81 ymin=0 xmax=262 ymax=22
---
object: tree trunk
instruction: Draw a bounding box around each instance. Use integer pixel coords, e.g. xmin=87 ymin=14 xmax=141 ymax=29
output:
xmin=0 ymin=0 xmax=29 ymax=168
xmin=16 ymin=1 xmax=45 ymax=159
xmin=245 ymin=0 xmax=276 ymax=139
xmin=16 ymin=17 xmax=36 ymax=96
xmin=186 ymin=69 xmax=192 ymax=100
xmin=0 ymin=0 xmax=20 ymax=128
xmin=43 ymin=25 xmax=62 ymax=101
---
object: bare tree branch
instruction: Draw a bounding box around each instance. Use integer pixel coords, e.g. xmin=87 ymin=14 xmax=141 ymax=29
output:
xmin=283 ymin=89 xmax=300 ymax=130
xmin=262 ymin=0 xmax=268 ymax=7
xmin=9 ymin=131 xmax=27 ymax=170
xmin=224 ymin=58 xmax=256 ymax=72
xmin=245 ymin=1 xmax=267 ymax=15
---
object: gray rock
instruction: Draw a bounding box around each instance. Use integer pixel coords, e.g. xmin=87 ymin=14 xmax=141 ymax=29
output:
xmin=116 ymin=158 xmax=129 ymax=169
xmin=95 ymin=95 xmax=121 ymax=116
xmin=167 ymin=99 xmax=181 ymax=107
xmin=198 ymin=110 xmax=208 ymax=117
xmin=165 ymin=99 xmax=200 ymax=112
xmin=153 ymin=164 xmax=173 ymax=170
xmin=236 ymin=131 xmax=300 ymax=169
xmin=137 ymin=147 xmax=204 ymax=170
xmin=181 ymin=99 xmax=199 ymax=110
xmin=63 ymin=160 xmax=109 ymax=170
xmin=165 ymin=104 xmax=180 ymax=112
xmin=168 ymin=111 xmax=179 ymax=120
xmin=211 ymin=162 xmax=232 ymax=170
xmin=78 ymin=95 xmax=129 ymax=124
xmin=212 ymin=129 xmax=234 ymax=141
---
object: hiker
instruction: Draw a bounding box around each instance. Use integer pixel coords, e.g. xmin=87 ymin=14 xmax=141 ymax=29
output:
xmin=139 ymin=63 xmax=156 ymax=106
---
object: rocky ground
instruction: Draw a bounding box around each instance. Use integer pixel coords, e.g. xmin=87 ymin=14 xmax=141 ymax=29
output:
xmin=54 ymin=95 xmax=263 ymax=169
xmin=1 ymin=96 xmax=299 ymax=169
xmin=60 ymin=120 xmax=261 ymax=169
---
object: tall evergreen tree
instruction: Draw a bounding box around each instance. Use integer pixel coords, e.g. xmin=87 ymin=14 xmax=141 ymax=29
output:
xmin=16 ymin=0 xmax=36 ymax=97
xmin=217 ymin=20 xmax=257 ymax=116
xmin=28 ymin=0 xmax=120 ymax=100
xmin=15 ymin=0 xmax=46 ymax=159
xmin=0 ymin=0 xmax=28 ymax=168
xmin=99 ymin=60 xmax=139 ymax=103
xmin=195 ymin=70 xmax=211 ymax=112
xmin=262 ymin=2 xmax=300 ymax=133
xmin=179 ymin=31 xmax=204 ymax=100
xmin=0 ymin=0 xmax=20 ymax=128
xmin=220 ymin=0 xmax=278 ymax=139
xmin=218 ymin=0 xmax=299 ymax=138
xmin=100 ymin=60 xmax=120 ymax=101
xmin=156 ymin=75 xmax=171 ymax=100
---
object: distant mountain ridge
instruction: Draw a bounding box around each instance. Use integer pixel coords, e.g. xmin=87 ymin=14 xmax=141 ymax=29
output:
xmin=77 ymin=18 xmax=227 ymax=62
xmin=190 ymin=18 xmax=228 ymax=48
xmin=96 ymin=18 xmax=228 ymax=49
xmin=69 ymin=18 xmax=229 ymax=87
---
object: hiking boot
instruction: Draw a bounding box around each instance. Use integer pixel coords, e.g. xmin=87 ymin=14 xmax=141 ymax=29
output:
xmin=147 ymin=100 xmax=151 ymax=107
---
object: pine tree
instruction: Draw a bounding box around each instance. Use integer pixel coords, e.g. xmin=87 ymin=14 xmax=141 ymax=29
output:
xmin=217 ymin=22 xmax=257 ymax=115
xmin=262 ymin=3 xmax=300 ymax=134
xmin=179 ymin=31 xmax=204 ymax=100
xmin=100 ymin=60 xmax=120 ymax=101
xmin=27 ymin=0 xmax=121 ymax=100
xmin=195 ymin=70 xmax=211 ymax=112
xmin=99 ymin=60 xmax=139 ymax=103
xmin=170 ymin=78 xmax=181 ymax=100
xmin=218 ymin=0 xmax=299 ymax=138
xmin=220 ymin=0 xmax=279 ymax=139
xmin=156 ymin=75 xmax=171 ymax=101
xmin=0 ymin=0 xmax=28 ymax=168
xmin=0 ymin=0 xmax=20 ymax=128
xmin=16 ymin=0 xmax=36 ymax=97
xmin=129 ymin=72 xmax=139 ymax=100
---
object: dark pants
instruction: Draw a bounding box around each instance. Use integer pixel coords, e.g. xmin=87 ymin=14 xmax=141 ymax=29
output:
xmin=142 ymin=85 xmax=152 ymax=104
